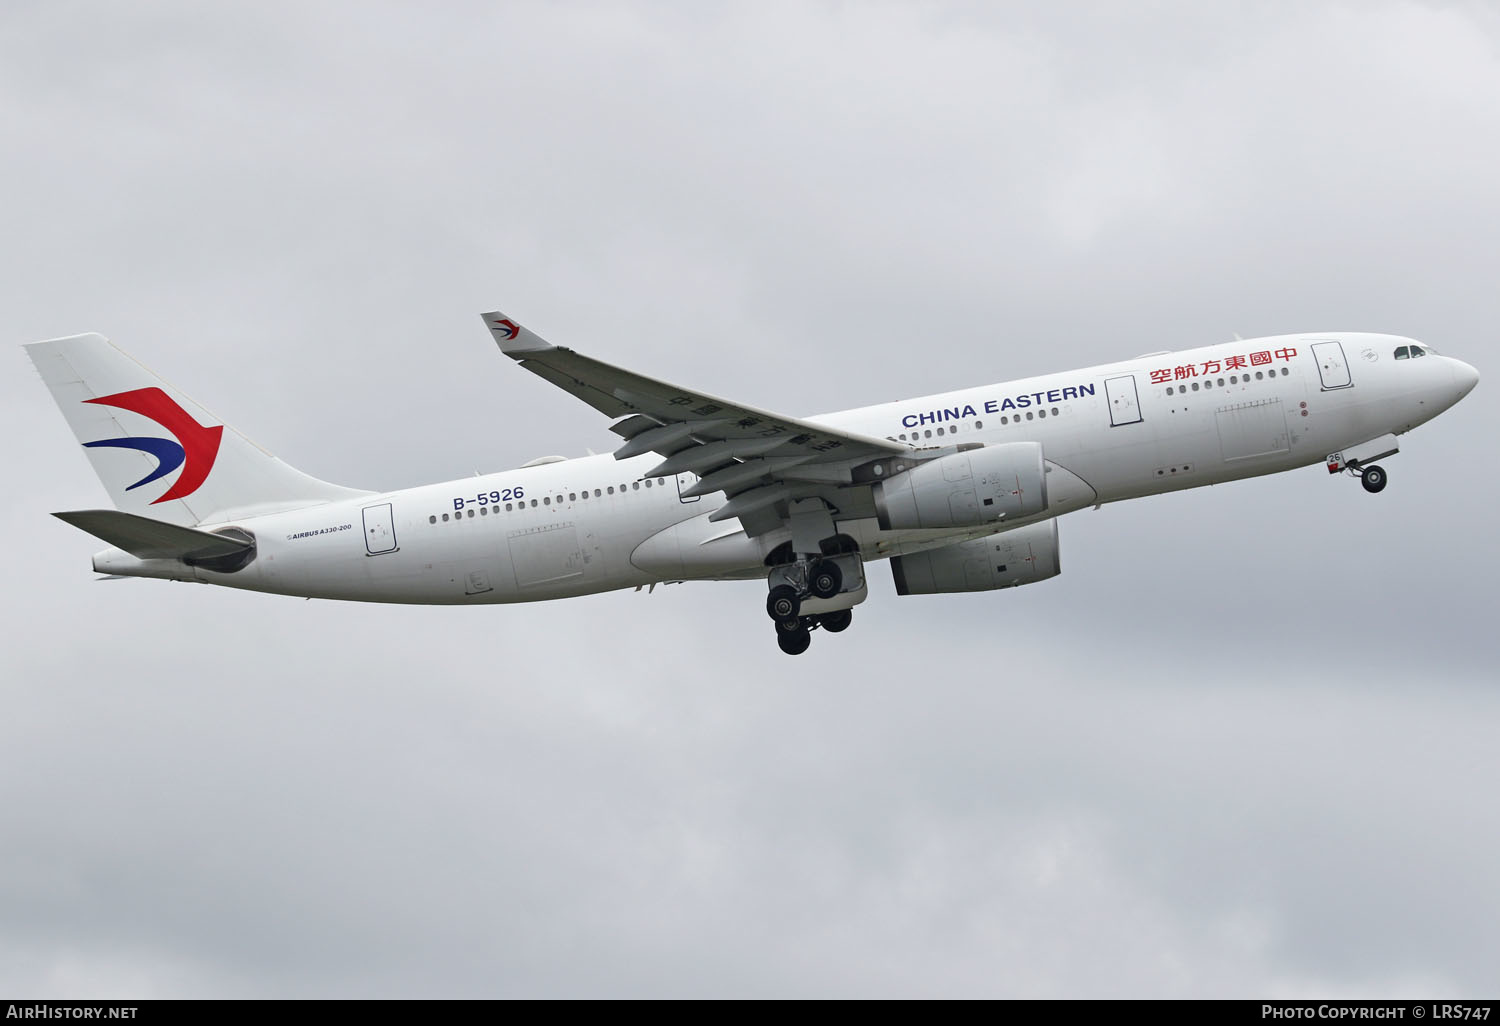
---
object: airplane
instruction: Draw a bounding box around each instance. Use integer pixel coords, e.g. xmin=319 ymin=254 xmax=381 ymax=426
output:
xmin=25 ymin=314 xmax=1479 ymax=655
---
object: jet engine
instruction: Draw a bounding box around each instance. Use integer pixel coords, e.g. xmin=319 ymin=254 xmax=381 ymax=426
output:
xmin=890 ymin=520 xmax=1061 ymax=595
xmin=874 ymin=442 xmax=1047 ymax=530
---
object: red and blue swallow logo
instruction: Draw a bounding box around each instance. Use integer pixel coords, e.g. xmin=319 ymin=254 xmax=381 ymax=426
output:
xmin=83 ymin=388 xmax=223 ymax=504
xmin=491 ymin=317 xmax=519 ymax=340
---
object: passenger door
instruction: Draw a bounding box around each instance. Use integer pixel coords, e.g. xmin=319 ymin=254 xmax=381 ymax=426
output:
xmin=1105 ymin=375 xmax=1143 ymax=426
xmin=362 ymin=503 xmax=398 ymax=555
xmin=1311 ymin=341 xmax=1352 ymax=390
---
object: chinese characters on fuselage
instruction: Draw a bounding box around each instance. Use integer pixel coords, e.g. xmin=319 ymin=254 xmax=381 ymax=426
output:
xmin=1149 ymin=347 xmax=1298 ymax=385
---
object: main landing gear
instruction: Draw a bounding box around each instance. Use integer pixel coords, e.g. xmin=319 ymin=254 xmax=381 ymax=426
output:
xmin=764 ymin=501 xmax=867 ymax=656
xmin=764 ymin=551 xmax=865 ymax=656
xmin=775 ymin=612 xmax=852 ymax=655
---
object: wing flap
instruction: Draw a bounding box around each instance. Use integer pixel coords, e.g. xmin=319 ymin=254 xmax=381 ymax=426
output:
xmin=615 ymin=421 xmax=724 ymax=460
xmin=708 ymin=484 xmax=796 ymax=523
xmin=644 ymin=437 xmax=790 ymax=478
xmin=609 ymin=414 xmax=665 ymax=440
xmin=682 ymin=456 xmax=814 ymax=498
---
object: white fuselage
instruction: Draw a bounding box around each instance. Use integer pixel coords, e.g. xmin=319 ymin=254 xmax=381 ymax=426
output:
xmin=94 ymin=333 xmax=1476 ymax=603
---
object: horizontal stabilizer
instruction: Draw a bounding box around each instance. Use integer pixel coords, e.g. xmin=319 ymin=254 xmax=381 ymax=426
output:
xmin=53 ymin=509 xmax=252 ymax=561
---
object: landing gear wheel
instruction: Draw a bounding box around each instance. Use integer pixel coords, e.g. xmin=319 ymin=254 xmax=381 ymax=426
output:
xmin=766 ymin=585 xmax=801 ymax=621
xmin=775 ymin=616 xmax=805 ymax=634
xmin=777 ymin=628 xmax=812 ymax=656
xmin=808 ymin=559 xmax=843 ymax=600
xmin=819 ymin=609 xmax=853 ymax=633
xmin=1361 ymin=465 xmax=1388 ymax=494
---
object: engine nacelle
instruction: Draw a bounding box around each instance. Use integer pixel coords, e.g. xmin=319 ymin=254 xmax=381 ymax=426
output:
xmin=874 ymin=442 xmax=1047 ymax=530
xmin=890 ymin=520 xmax=1061 ymax=595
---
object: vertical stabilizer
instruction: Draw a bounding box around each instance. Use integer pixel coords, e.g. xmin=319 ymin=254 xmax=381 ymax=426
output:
xmin=25 ymin=333 xmax=369 ymax=526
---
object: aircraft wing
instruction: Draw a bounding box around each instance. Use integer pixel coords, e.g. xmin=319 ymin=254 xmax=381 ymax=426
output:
xmin=482 ymin=311 xmax=912 ymax=537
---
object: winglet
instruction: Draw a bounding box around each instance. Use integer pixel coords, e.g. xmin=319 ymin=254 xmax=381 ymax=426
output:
xmin=480 ymin=311 xmax=553 ymax=357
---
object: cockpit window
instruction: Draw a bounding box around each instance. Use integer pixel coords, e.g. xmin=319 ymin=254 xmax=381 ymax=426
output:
xmin=1394 ymin=346 xmax=1410 ymax=360
xmin=1410 ymin=345 xmax=1426 ymax=359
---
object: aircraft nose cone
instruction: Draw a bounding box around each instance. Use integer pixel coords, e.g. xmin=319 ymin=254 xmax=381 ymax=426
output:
xmin=1452 ymin=358 xmax=1480 ymax=398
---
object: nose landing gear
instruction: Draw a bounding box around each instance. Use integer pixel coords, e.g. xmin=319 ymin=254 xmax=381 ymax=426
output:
xmin=1328 ymin=437 xmax=1398 ymax=495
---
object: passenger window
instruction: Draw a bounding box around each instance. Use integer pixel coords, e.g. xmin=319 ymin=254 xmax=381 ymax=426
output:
xmin=1394 ymin=346 xmax=1409 ymax=360
xmin=1191 ymin=382 xmax=1200 ymax=391
xmin=975 ymin=420 xmax=983 ymax=429
xmin=1026 ymin=411 xmax=1034 ymax=421
xmin=543 ymin=496 xmax=550 ymax=505
xmin=505 ymin=503 xmax=513 ymax=511
xmin=1218 ymin=378 xmax=1225 ymax=386
xmin=480 ymin=506 xmax=488 ymax=515
xmin=569 ymin=493 xmax=576 ymax=501
xmin=467 ymin=509 xmax=474 ymax=517
xmin=936 ymin=426 xmax=945 ymax=436
xmin=1166 ymin=386 xmax=1174 ymax=395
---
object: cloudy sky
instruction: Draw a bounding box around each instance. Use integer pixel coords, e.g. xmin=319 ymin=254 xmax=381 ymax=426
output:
xmin=3 ymin=0 xmax=1497 ymax=998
